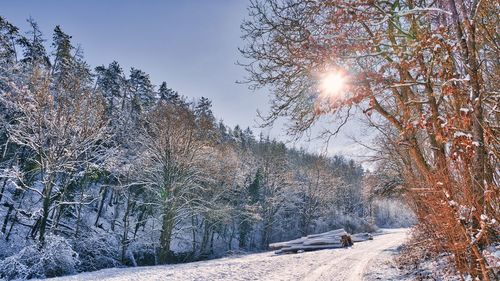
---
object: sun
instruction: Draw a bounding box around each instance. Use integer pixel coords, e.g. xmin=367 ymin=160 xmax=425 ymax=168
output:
xmin=318 ymin=71 xmax=347 ymax=99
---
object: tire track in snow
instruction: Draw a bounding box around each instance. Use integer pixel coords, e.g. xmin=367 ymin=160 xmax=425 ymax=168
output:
xmin=302 ymin=229 xmax=407 ymax=281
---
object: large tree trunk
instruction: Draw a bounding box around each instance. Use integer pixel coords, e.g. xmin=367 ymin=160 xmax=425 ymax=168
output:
xmin=0 ymin=178 xmax=7 ymax=204
xmin=238 ymin=217 xmax=251 ymax=249
xmin=110 ymin=195 xmax=120 ymax=232
xmin=1 ymin=203 xmax=14 ymax=235
xmin=121 ymin=191 xmax=132 ymax=264
xmin=94 ymin=186 xmax=108 ymax=227
xmin=191 ymin=214 xmax=197 ymax=255
xmin=200 ymin=219 xmax=211 ymax=257
xmin=158 ymin=206 xmax=175 ymax=264
xmin=133 ymin=206 xmax=146 ymax=239
xmin=75 ymin=187 xmax=85 ymax=237
xmin=38 ymin=179 xmax=54 ymax=243
xmin=262 ymin=217 xmax=273 ymax=249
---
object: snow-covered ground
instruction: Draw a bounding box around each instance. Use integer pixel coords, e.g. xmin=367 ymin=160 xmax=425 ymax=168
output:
xmin=47 ymin=229 xmax=408 ymax=281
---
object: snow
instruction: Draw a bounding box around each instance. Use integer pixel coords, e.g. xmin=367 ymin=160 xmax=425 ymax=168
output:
xmin=453 ymin=131 xmax=472 ymax=139
xmin=366 ymin=247 xmax=463 ymax=281
xmin=397 ymin=8 xmax=452 ymax=17
xmin=483 ymin=243 xmax=500 ymax=272
xmin=45 ymin=229 xmax=408 ymax=281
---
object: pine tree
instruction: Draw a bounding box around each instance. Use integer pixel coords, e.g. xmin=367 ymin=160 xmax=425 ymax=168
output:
xmin=129 ymin=67 xmax=155 ymax=115
xmin=0 ymin=16 xmax=19 ymax=67
xmin=51 ymin=25 xmax=73 ymax=81
xmin=17 ymin=17 xmax=50 ymax=69
xmin=51 ymin=25 xmax=91 ymax=93
xmin=195 ymin=97 xmax=215 ymax=123
xmin=158 ymin=81 xmax=182 ymax=105
xmin=95 ymin=61 xmax=126 ymax=116
xmin=242 ymin=127 xmax=255 ymax=148
xmin=248 ymin=168 xmax=263 ymax=204
xmin=233 ymin=125 xmax=242 ymax=142
xmin=195 ymin=97 xmax=216 ymax=140
xmin=0 ymin=16 xmax=21 ymax=93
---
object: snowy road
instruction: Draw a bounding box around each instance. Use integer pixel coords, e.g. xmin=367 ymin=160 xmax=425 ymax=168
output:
xmin=50 ymin=229 xmax=408 ymax=281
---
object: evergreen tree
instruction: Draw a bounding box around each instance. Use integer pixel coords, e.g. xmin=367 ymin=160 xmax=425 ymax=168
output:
xmin=217 ymin=120 xmax=231 ymax=142
xmin=248 ymin=168 xmax=263 ymax=204
xmin=0 ymin=16 xmax=19 ymax=67
xmin=194 ymin=97 xmax=215 ymax=123
xmin=194 ymin=97 xmax=216 ymax=140
xmin=51 ymin=25 xmax=91 ymax=92
xmin=233 ymin=125 xmax=242 ymax=142
xmin=241 ymin=127 xmax=255 ymax=148
xmin=0 ymin=16 xmax=21 ymax=93
xmin=95 ymin=61 xmax=126 ymax=115
xmin=17 ymin=17 xmax=50 ymax=69
xmin=158 ymin=81 xmax=183 ymax=106
xmin=129 ymin=67 xmax=155 ymax=114
xmin=51 ymin=25 xmax=73 ymax=81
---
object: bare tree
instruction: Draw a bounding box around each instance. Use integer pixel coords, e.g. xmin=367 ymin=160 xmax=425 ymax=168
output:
xmin=240 ymin=0 xmax=499 ymax=278
xmin=137 ymin=102 xmax=211 ymax=263
xmin=4 ymin=68 xmax=107 ymax=243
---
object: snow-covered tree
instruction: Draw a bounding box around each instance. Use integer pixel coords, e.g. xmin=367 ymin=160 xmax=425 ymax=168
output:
xmin=4 ymin=67 xmax=107 ymax=243
xmin=95 ymin=61 xmax=126 ymax=116
xmin=129 ymin=67 xmax=155 ymax=115
xmin=137 ymin=102 xmax=209 ymax=263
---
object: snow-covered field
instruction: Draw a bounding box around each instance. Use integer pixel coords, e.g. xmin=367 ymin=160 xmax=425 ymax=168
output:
xmin=47 ymin=229 xmax=408 ymax=281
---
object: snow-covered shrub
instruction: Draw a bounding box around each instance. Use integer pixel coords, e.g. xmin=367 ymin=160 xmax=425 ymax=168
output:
xmin=373 ymin=199 xmax=416 ymax=228
xmin=0 ymin=255 xmax=30 ymax=280
xmin=483 ymin=243 xmax=499 ymax=276
xmin=0 ymin=234 xmax=79 ymax=280
xmin=129 ymin=241 xmax=157 ymax=266
xmin=338 ymin=215 xmax=376 ymax=234
xmin=0 ymin=231 xmax=33 ymax=261
xmin=322 ymin=210 xmax=376 ymax=234
xmin=72 ymin=232 xmax=121 ymax=272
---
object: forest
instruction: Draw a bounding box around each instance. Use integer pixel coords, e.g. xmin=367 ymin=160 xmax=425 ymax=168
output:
xmin=0 ymin=16 xmax=412 ymax=280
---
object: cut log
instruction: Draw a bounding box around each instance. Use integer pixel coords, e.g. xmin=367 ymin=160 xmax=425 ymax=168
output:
xmin=272 ymin=228 xmax=375 ymax=255
xmin=351 ymin=233 xmax=373 ymax=242
xmin=269 ymin=237 xmax=307 ymax=250
xmin=303 ymin=237 xmax=342 ymax=246
xmin=275 ymin=243 xmax=344 ymax=254
xmin=270 ymin=229 xmax=350 ymax=250
xmin=305 ymin=229 xmax=347 ymax=239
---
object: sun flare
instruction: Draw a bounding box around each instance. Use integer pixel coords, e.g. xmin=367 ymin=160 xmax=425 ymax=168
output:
xmin=319 ymin=71 xmax=347 ymax=99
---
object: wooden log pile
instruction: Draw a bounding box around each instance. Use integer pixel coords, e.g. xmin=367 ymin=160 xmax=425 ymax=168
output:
xmin=270 ymin=229 xmax=373 ymax=254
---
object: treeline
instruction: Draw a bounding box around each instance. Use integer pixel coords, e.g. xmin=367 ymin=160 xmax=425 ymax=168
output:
xmin=0 ymin=17 xmax=404 ymax=279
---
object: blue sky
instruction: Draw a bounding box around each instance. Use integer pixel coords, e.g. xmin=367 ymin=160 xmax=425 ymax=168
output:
xmin=2 ymin=0 xmax=264 ymax=129
xmin=2 ymin=0 xmax=370 ymax=159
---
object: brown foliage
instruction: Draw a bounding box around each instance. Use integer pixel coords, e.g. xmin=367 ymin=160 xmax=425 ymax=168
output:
xmin=240 ymin=0 xmax=499 ymax=279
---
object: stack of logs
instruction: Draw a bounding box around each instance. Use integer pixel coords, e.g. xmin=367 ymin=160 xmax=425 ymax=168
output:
xmin=270 ymin=229 xmax=373 ymax=254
